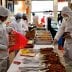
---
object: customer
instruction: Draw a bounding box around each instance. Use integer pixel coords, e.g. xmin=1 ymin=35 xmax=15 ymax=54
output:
xmin=32 ymin=12 xmax=39 ymax=26
xmin=57 ymin=11 xmax=63 ymax=24
xmin=40 ymin=16 xmax=45 ymax=26
xmin=47 ymin=17 xmax=57 ymax=39
xmin=10 ymin=13 xmax=22 ymax=34
xmin=53 ymin=6 xmax=72 ymax=60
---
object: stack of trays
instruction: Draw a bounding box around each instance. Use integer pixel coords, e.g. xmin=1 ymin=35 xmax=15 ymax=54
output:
xmin=35 ymin=30 xmax=53 ymax=45
xmin=26 ymin=30 xmax=35 ymax=39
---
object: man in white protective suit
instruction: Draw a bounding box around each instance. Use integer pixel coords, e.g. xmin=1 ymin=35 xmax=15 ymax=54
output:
xmin=0 ymin=6 xmax=12 ymax=71
xmin=20 ymin=13 xmax=29 ymax=35
xmin=53 ymin=6 xmax=72 ymax=60
xmin=10 ymin=13 xmax=23 ymax=34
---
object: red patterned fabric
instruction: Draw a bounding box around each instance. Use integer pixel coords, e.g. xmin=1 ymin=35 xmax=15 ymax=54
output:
xmin=8 ymin=30 xmax=28 ymax=53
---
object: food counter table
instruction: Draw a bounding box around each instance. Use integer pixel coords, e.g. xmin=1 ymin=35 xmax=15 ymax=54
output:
xmin=7 ymin=44 xmax=72 ymax=72
xmin=7 ymin=45 xmax=54 ymax=72
xmin=7 ymin=29 xmax=72 ymax=72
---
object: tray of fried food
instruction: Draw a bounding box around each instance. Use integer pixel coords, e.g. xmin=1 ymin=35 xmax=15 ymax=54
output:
xmin=47 ymin=63 xmax=66 ymax=72
xmin=20 ymin=49 xmax=35 ymax=57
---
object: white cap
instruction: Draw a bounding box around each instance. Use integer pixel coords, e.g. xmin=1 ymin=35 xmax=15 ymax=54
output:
xmin=61 ymin=6 xmax=72 ymax=17
xmin=0 ymin=6 xmax=10 ymax=17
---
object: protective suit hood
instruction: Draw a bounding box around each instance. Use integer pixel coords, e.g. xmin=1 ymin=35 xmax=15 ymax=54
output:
xmin=61 ymin=6 xmax=72 ymax=18
xmin=15 ymin=13 xmax=22 ymax=19
xmin=0 ymin=6 xmax=10 ymax=17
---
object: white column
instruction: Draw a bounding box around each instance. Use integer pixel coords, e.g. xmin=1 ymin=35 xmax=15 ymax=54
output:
xmin=2 ymin=0 xmax=6 ymax=7
xmin=0 ymin=0 xmax=1 ymax=5
xmin=53 ymin=0 xmax=58 ymax=23
xmin=71 ymin=0 xmax=72 ymax=3
xmin=25 ymin=0 xmax=31 ymax=23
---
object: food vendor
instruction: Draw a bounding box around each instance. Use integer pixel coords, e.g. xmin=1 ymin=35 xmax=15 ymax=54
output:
xmin=10 ymin=13 xmax=23 ymax=34
xmin=53 ymin=6 xmax=72 ymax=60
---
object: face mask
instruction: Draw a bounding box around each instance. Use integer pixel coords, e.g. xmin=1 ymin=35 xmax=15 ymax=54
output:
xmin=16 ymin=19 xmax=21 ymax=23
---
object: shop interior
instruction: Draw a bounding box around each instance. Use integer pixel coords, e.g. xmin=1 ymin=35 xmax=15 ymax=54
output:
xmin=0 ymin=0 xmax=72 ymax=72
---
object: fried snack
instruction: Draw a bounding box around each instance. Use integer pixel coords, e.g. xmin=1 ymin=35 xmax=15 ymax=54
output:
xmin=26 ymin=30 xmax=35 ymax=39
xmin=41 ymin=52 xmax=60 ymax=64
xmin=40 ymin=48 xmax=53 ymax=54
xmin=48 ymin=64 xmax=66 ymax=72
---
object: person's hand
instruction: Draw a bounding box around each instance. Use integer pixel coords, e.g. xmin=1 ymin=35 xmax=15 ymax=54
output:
xmin=53 ymin=39 xmax=58 ymax=45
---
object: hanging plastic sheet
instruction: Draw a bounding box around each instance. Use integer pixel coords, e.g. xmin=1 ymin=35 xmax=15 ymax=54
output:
xmin=8 ymin=30 xmax=28 ymax=53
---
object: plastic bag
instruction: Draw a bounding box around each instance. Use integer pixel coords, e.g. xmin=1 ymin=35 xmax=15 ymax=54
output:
xmin=8 ymin=30 xmax=28 ymax=53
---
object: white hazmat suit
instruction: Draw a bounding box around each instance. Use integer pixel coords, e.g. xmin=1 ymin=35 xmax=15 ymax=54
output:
xmin=10 ymin=13 xmax=29 ymax=36
xmin=10 ymin=19 xmax=23 ymax=33
xmin=0 ymin=6 xmax=13 ymax=62
xmin=54 ymin=7 xmax=72 ymax=60
xmin=20 ymin=19 xmax=28 ymax=35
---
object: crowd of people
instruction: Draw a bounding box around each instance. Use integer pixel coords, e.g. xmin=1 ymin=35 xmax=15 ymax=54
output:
xmin=0 ymin=5 xmax=72 ymax=71
xmin=10 ymin=13 xmax=28 ymax=35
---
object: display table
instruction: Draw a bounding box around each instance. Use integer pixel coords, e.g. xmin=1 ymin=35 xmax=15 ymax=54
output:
xmin=7 ymin=45 xmax=53 ymax=72
xmin=53 ymin=45 xmax=72 ymax=72
xmin=7 ymin=44 xmax=72 ymax=72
